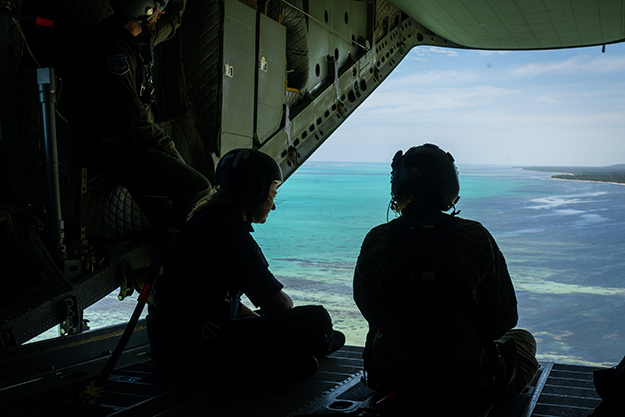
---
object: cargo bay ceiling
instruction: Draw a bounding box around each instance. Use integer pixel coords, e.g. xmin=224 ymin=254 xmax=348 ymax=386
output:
xmin=389 ymin=0 xmax=625 ymax=49
xmin=1 ymin=0 xmax=625 ymax=347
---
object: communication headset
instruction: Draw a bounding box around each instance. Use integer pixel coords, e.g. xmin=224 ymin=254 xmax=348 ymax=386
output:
xmin=390 ymin=143 xmax=460 ymax=212
xmin=215 ymin=149 xmax=283 ymax=207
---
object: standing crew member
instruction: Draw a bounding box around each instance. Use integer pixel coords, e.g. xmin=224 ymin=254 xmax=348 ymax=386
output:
xmin=147 ymin=149 xmax=345 ymax=384
xmin=72 ymin=0 xmax=210 ymax=231
xmin=353 ymin=143 xmax=539 ymax=411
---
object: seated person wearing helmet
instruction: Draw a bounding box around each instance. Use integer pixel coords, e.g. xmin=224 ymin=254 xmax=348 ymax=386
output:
xmin=147 ymin=149 xmax=345 ymax=384
xmin=71 ymin=0 xmax=210 ymax=231
xmin=353 ymin=144 xmax=539 ymax=410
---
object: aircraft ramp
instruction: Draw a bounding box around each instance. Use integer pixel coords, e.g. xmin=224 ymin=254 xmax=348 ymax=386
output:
xmin=0 ymin=321 xmax=605 ymax=416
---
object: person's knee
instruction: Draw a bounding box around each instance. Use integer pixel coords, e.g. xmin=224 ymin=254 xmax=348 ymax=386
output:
xmin=499 ymin=328 xmax=537 ymax=354
xmin=500 ymin=328 xmax=540 ymax=396
xmin=293 ymin=305 xmax=332 ymax=329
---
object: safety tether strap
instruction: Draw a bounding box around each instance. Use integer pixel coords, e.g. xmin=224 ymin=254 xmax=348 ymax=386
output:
xmin=79 ymin=230 xmax=179 ymax=405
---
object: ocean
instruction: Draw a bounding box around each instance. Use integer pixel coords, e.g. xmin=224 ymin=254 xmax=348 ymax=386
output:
xmin=251 ymin=162 xmax=625 ymax=368
xmin=55 ymin=162 xmax=625 ymax=367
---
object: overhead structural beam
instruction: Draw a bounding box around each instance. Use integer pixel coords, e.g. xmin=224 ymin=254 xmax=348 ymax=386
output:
xmin=261 ymin=17 xmax=460 ymax=180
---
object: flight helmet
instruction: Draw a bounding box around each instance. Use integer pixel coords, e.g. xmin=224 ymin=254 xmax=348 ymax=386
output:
xmin=215 ymin=149 xmax=283 ymax=207
xmin=391 ymin=143 xmax=460 ymax=212
xmin=111 ymin=0 xmax=169 ymax=23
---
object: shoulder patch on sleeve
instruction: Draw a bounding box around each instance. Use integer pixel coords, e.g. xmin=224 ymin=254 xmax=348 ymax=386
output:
xmin=106 ymin=54 xmax=130 ymax=75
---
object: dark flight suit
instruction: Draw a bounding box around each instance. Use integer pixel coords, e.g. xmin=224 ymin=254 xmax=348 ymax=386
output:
xmin=72 ymin=0 xmax=209 ymax=231
xmin=146 ymin=206 xmax=336 ymax=381
xmin=354 ymin=211 xmax=539 ymax=407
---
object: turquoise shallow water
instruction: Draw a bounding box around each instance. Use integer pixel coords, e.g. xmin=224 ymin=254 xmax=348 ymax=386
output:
xmin=65 ymin=162 xmax=625 ymax=367
xmin=252 ymin=162 xmax=625 ymax=367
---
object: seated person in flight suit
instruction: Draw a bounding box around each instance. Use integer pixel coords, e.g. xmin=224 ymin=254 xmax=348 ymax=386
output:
xmin=353 ymin=144 xmax=539 ymax=411
xmin=147 ymin=149 xmax=345 ymax=384
xmin=71 ymin=0 xmax=210 ymax=232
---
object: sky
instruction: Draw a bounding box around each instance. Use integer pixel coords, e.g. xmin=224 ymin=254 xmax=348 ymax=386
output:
xmin=309 ymin=42 xmax=625 ymax=167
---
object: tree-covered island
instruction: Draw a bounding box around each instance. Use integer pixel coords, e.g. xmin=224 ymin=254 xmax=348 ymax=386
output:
xmin=521 ymin=164 xmax=625 ymax=184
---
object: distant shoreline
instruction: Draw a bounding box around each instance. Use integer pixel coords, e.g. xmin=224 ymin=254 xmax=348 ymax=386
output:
xmin=520 ymin=166 xmax=625 ymax=185
xmin=550 ymin=177 xmax=625 ymax=186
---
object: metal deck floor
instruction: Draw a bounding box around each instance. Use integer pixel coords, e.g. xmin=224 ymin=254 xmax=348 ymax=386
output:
xmin=0 ymin=341 xmax=604 ymax=417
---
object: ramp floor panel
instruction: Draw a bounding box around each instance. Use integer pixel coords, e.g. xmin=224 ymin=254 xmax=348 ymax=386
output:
xmin=0 ymin=344 xmax=605 ymax=416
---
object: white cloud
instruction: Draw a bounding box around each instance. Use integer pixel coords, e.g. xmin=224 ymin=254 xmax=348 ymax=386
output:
xmin=477 ymin=50 xmax=510 ymax=57
xmin=511 ymin=54 xmax=625 ymax=76
xmin=378 ymin=68 xmax=474 ymax=88
xmin=408 ymin=46 xmax=460 ymax=61
xmin=534 ymin=94 xmax=562 ymax=104
xmin=355 ymin=84 xmax=520 ymax=121
xmin=312 ymin=45 xmax=625 ymax=165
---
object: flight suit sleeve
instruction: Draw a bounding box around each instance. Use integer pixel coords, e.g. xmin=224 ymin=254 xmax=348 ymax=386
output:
xmin=477 ymin=227 xmax=519 ymax=339
xmin=152 ymin=0 xmax=187 ymax=46
xmin=353 ymin=224 xmax=392 ymax=327
xmin=454 ymin=220 xmax=518 ymax=340
xmin=91 ymin=32 xmax=182 ymax=158
xmin=228 ymin=227 xmax=284 ymax=308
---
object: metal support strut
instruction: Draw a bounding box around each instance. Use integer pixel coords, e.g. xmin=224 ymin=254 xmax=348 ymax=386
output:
xmin=37 ymin=67 xmax=65 ymax=267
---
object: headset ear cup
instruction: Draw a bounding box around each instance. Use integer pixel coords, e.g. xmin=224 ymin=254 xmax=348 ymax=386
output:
xmin=252 ymin=179 xmax=267 ymax=206
xmin=216 ymin=148 xmax=282 ymax=207
xmin=391 ymin=150 xmax=404 ymax=198
xmin=391 ymin=150 xmax=403 ymax=170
